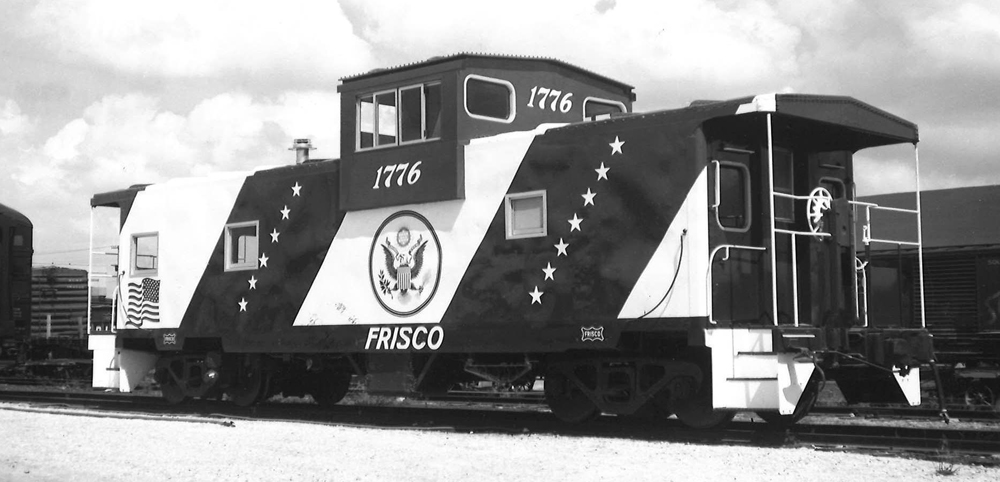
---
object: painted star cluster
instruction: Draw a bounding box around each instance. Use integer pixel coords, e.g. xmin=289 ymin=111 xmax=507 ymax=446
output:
xmin=237 ymin=181 xmax=301 ymax=313
xmin=529 ymin=136 xmax=624 ymax=305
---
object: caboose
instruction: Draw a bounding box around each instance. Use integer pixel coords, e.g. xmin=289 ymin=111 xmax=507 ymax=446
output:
xmin=1 ymin=202 xmax=32 ymax=361
xmin=88 ymin=54 xmax=934 ymax=427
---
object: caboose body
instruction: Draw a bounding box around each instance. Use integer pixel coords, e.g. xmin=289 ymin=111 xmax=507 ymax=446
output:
xmin=0 ymin=202 xmax=32 ymax=361
xmin=89 ymin=54 xmax=934 ymax=425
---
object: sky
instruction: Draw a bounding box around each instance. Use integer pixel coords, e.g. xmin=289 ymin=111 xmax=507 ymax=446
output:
xmin=1 ymin=0 xmax=999 ymax=269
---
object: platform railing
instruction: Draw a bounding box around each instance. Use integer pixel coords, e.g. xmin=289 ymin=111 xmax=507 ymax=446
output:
xmin=850 ymin=196 xmax=925 ymax=328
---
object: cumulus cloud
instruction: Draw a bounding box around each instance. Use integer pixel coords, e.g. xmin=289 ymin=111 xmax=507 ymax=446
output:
xmin=5 ymin=0 xmax=1000 ymax=267
xmin=0 ymin=99 xmax=33 ymax=137
xmin=910 ymin=3 xmax=1000 ymax=71
xmin=7 ymin=90 xmax=340 ymax=265
xmin=16 ymin=91 xmax=339 ymax=190
xmin=341 ymin=0 xmax=801 ymax=103
xmin=26 ymin=0 xmax=375 ymax=82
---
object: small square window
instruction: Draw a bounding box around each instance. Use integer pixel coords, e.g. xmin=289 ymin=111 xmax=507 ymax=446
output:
xmin=225 ymin=222 xmax=259 ymax=271
xmin=505 ymin=191 xmax=547 ymax=239
xmin=132 ymin=233 xmax=158 ymax=276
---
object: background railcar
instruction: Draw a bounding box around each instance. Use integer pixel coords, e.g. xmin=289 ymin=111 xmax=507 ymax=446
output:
xmin=87 ymin=54 xmax=935 ymax=427
xmin=861 ymin=185 xmax=1000 ymax=411
xmin=0 ymin=202 xmax=32 ymax=361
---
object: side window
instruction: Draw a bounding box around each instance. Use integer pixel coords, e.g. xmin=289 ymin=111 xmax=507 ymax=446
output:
xmin=11 ymin=227 xmax=25 ymax=247
xmin=399 ymin=86 xmax=423 ymax=143
xmin=132 ymin=233 xmax=159 ymax=276
xmin=357 ymin=83 xmax=442 ymax=151
xmin=225 ymin=222 xmax=259 ymax=271
xmin=504 ymin=191 xmax=547 ymax=239
xmin=424 ymin=83 xmax=442 ymax=140
xmin=358 ymin=95 xmax=376 ymax=149
xmin=465 ymin=75 xmax=515 ymax=123
xmin=375 ymin=91 xmax=397 ymax=146
xmin=583 ymin=97 xmax=626 ymax=121
xmin=715 ymin=162 xmax=751 ymax=232
xmin=772 ymin=148 xmax=794 ymax=222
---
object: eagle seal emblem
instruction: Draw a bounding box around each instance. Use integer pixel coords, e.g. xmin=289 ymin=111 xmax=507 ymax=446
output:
xmin=369 ymin=211 xmax=442 ymax=316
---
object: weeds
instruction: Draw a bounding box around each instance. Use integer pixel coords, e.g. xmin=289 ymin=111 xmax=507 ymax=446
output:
xmin=934 ymin=436 xmax=960 ymax=477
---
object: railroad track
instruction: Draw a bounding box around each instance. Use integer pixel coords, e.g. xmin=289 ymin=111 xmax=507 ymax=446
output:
xmin=2 ymin=388 xmax=998 ymax=465
xmin=3 ymin=382 xmax=998 ymax=421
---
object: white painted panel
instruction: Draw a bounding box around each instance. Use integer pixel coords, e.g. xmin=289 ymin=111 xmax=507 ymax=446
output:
xmin=118 ymin=349 xmax=158 ymax=393
xmin=89 ymin=334 xmax=119 ymax=389
xmin=118 ymin=172 xmax=250 ymax=329
xmin=893 ymin=366 xmax=922 ymax=406
xmin=776 ymin=353 xmax=816 ymax=414
xmin=618 ymin=167 xmax=710 ymax=318
xmin=705 ymin=328 xmax=815 ymax=411
xmin=294 ymin=128 xmax=547 ymax=326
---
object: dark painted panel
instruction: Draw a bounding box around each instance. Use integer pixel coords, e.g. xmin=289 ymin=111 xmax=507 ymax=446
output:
xmin=439 ymin=119 xmax=705 ymax=347
xmin=179 ymin=165 xmax=345 ymax=342
xmin=339 ymin=140 xmax=464 ymax=211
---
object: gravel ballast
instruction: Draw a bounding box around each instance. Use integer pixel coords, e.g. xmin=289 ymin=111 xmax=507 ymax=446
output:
xmin=1 ymin=403 xmax=997 ymax=481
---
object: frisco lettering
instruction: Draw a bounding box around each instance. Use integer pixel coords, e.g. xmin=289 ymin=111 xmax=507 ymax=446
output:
xmin=365 ymin=326 xmax=444 ymax=350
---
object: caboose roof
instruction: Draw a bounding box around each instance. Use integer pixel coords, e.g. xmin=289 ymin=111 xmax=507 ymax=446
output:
xmin=576 ymin=93 xmax=918 ymax=153
xmin=339 ymin=52 xmax=635 ymax=93
xmin=731 ymin=93 xmax=919 ymax=145
xmin=0 ymin=201 xmax=31 ymax=227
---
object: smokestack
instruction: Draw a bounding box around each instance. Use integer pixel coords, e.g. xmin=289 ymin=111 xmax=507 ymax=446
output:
xmin=289 ymin=138 xmax=315 ymax=164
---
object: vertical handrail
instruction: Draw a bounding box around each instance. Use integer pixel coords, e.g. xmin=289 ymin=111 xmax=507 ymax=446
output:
xmin=87 ymin=207 xmax=94 ymax=336
xmin=855 ymin=257 xmax=870 ymax=327
xmin=711 ymin=160 xmax=721 ymax=210
xmin=852 ymin=183 xmax=860 ymax=321
xmin=915 ymin=145 xmax=926 ymax=328
xmin=766 ymin=114 xmax=778 ymax=326
xmin=790 ymin=232 xmax=799 ymax=327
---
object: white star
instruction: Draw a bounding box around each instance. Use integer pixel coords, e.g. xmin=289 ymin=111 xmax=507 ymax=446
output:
xmin=239 ymin=298 xmax=248 ymax=312
xmin=595 ymin=162 xmax=610 ymax=181
xmin=259 ymin=253 xmax=269 ymax=268
xmin=529 ymin=286 xmax=543 ymax=305
xmin=568 ymin=213 xmax=583 ymax=232
xmin=291 ymin=182 xmax=302 ymax=196
xmin=582 ymin=188 xmax=596 ymax=206
xmin=542 ymin=262 xmax=556 ymax=281
xmin=554 ymin=238 xmax=569 ymax=256
xmin=270 ymin=228 xmax=280 ymax=243
xmin=280 ymin=205 xmax=290 ymax=220
xmin=248 ymin=276 xmax=258 ymax=290
xmin=609 ymin=136 xmax=624 ymax=155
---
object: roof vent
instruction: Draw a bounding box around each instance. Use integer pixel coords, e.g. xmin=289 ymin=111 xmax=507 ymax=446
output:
xmin=289 ymin=138 xmax=315 ymax=164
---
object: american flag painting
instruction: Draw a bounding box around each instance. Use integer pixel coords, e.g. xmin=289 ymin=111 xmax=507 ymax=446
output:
xmin=125 ymin=277 xmax=160 ymax=327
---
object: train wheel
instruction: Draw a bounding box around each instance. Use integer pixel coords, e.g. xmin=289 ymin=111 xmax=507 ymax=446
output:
xmin=227 ymin=355 xmax=271 ymax=407
xmin=671 ymin=377 xmax=735 ymax=429
xmin=160 ymin=376 xmax=188 ymax=405
xmin=310 ymin=370 xmax=352 ymax=407
xmin=963 ymin=382 xmax=995 ymax=409
xmin=544 ymin=371 xmax=600 ymax=423
xmin=155 ymin=361 xmax=189 ymax=405
xmin=755 ymin=374 xmax=821 ymax=427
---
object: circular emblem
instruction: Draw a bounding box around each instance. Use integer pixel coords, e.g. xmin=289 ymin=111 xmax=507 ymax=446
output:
xmin=369 ymin=211 xmax=442 ymax=316
xmin=806 ymin=187 xmax=833 ymax=234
